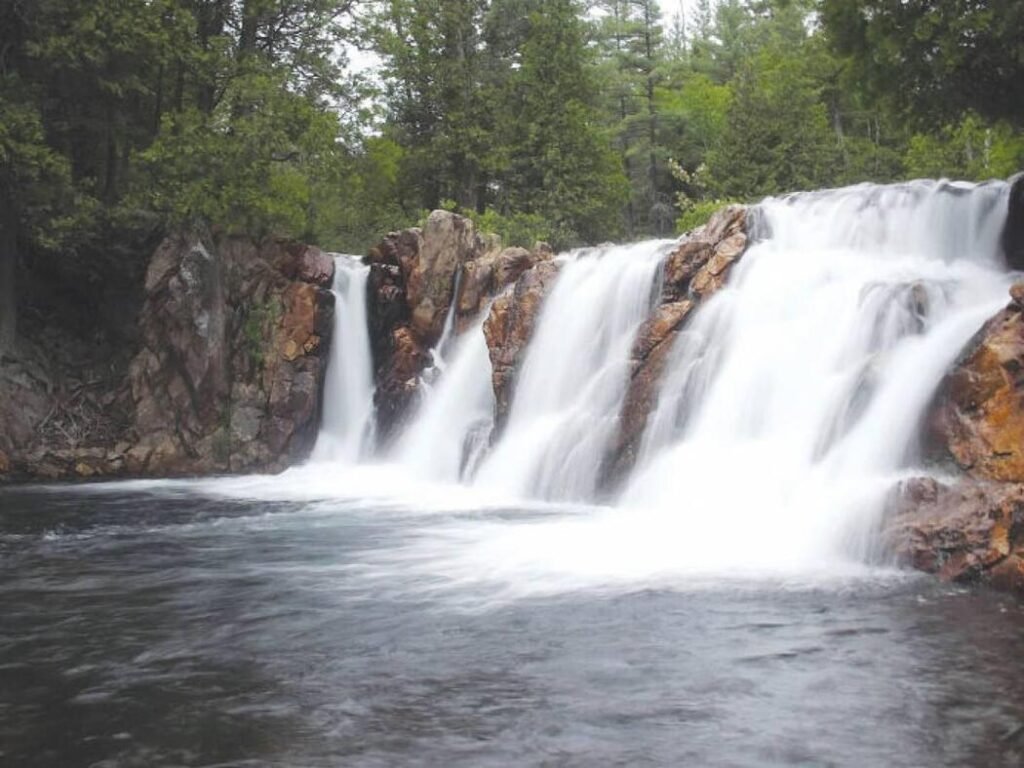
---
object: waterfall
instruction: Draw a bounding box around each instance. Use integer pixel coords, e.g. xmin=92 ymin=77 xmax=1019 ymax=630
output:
xmin=473 ymin=240 xmax=673 ymax=501
xmin=306 ymin=180 xmax=1016 ymax=574
xmin=311 ymin=255 xmax=376 ymax=462
xmin=622 ymin=180 xmax=1013 ymax=567
xmin=392 ymin=312 xmax=495 ymax=483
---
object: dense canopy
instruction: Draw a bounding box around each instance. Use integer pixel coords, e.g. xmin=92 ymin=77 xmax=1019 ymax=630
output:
xmin=1 ymin=0 xmax=1022 ymax=350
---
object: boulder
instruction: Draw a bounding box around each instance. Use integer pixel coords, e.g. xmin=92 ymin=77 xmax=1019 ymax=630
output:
xmin=885 ymin=477 xmax=1024 ymax=592
xmin=365 ymin=212 xmax=518 ymax=438
xmin=663 ymin=206 xmax=747 ymax=302
xmin=930 ymin=284 xmax=1024 ymax=481
xmin=456 ymin=245 xmax=545 ymax=331
xmin=297 ymin=246 xmax=335 ymax=287
xmin=407 ymin=210 xmax=490 ymax=346
xmin=126 ymin=231 xmax=334 ymax=475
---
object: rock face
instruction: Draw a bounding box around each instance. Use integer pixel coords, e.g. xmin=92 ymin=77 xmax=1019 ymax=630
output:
xmin=885 ymin=477 xmax=1024 ymax=593
xmin=482 ymin=260 xmax=562 ymax=428
xmin=365 ymin=210 xmax=550 ymax=440
xmin=930 ymin=284 xmax=1024 ymax=482
xmin=898 ymin=276 xmax=1024 ymax=596
xmin=128 ymin=232 xmax=334 ymax=475
xmin=1 ymin=230 xmax=334 ymax=481
xmin=607 ymin=205 xmax=749 ymax=483
xmin=1004 ymin=174 xmax=1024 ymax=270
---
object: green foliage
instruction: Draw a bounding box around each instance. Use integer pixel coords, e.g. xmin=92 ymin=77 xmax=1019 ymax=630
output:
xmin=242 ymin=298 xmax=281 ymax=369
xmin=904 ymin=114 xmax=1024 ymax=181
xmin=822 ymin=0 xmax=1024 ymax=128
xmin=2 ymin=0 xmax=1023 ymax=348
xmin=469 ymin=208 xmax=554 ymax=249
xmin=707 ymin=44 xmax=841 ymax=199
xmin=132 ymin=69 xmax=342 ymax=237
xmin=676 ymin=199 xmax=739 ymax=233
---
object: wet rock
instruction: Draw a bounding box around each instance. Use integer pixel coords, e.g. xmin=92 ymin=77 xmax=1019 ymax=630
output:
xmin=407 ymin=211 xmax=491 ymax=346
xmin=1004 ymin=173 xmax=1024 ymax=270
xmin=607 ymin=206 xmax=749 ymax=485
xmin=930 ymin=287 xmax=1024 ymax=481
xmin=663 ymin=206 xmax=747 ymax=302
xmin=456 ymin=245 xmax=547 ymax=331
xmin=483 ymin=261 xmax=563 ymax=428
xmin=374 ymin=326 xmax=429 ymax=440
xmin=885 ymin=477 xmax=1024 ymax=591
xmin=125 ymin=230 xmax=333 ymax=476
xmin=367 ymin=212 xmax=514 ymax=437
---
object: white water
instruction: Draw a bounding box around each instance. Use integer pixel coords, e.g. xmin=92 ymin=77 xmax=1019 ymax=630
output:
xmin=473 ymin=241 xmax=673 ymax=500
xmin=311 ymin=255 xmax=376 ymax=462
xmin=280 ymin=180 xmax=1016 ymax=593
xmin=392 ymin=312 xmax=495 ymax=483
xmin=622 ymin=180 xmax=1013 ymax=568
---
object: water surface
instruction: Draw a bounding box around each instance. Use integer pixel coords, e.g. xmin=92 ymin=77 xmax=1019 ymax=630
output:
xmin=3 ymin=483 xmax=1024 ymax=767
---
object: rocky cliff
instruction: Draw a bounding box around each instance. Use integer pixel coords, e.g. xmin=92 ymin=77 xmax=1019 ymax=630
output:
xmin=365 ymin=210 xmax=551 ymax=441
xmin=886 ymin=281 xmax=1024 ymax=593
xmin=884 ymin=176 xmax=1024 ymax=595
xmin=0 ymin=230 xmax=334 ymax=481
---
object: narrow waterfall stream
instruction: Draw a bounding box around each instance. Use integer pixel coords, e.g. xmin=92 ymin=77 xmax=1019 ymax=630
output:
xmin=311 ymin=255 xmax=376 ymax=462
xmin=392 ymin=310 xmax=495 ymax=483
xmin=473 ymin=241 xmax=673 ymax=500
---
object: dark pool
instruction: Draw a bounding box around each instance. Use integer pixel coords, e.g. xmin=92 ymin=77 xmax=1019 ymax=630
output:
xmin=2 ymin=483 xmax=1024 ymax=767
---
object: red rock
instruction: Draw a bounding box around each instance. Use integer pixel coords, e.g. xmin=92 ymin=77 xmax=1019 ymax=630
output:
xmin=484 ymin=261 xmax=562 ymax=426
xmin=885 ymin=477 xmax=1024 ymax=590
xmin=606 ymin=205 xmax=749 ymax=485
xmin=297 ymin=246 xmax=335 ymax=287
xmin=931 ymin=291 xmax=1024 ymax=481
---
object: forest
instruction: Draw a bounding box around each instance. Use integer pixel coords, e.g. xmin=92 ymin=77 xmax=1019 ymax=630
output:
xmin=1 ymin=0 xmax=1023 ymax=351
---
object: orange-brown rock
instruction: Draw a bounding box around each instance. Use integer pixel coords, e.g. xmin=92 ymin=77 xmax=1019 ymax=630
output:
xmin=456 ymin=246 xmax=546 ymax=333
xmin=607 ymin=205 xmax=750 ymax=486
xmin=127 ymin=231 xmax=334 ymax=476
xmin=663 ymin=205 xmax=747 ymax=301
xmin=276 ymin=283 xmax=320 ymax=363
xmin=931 ymin=286 xmax=1024 ymax=481
xmin=367 ymin=212 xmax=507 ymax=438
xmin=406 ymin=211 xmax=495 ymax=345
xmin=885 ymin=477 xmax=1024 ymax=591
xmin=603 ymin=301 xmax=695 ymax=485
xmin=484 ymin=261 xmax=562 ymax=427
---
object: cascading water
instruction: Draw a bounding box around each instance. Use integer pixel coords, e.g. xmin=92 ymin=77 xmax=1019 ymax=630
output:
xmin=621 ymin=180 xmax=1014 ymax=570
xmin=473 ymin=241 xmax=673 ymax=501
xmin=298 ymin=180 xmax=1015 ymax=586
xmin=392 ymin=312 xmax=495 ymax=483
xmin=311 ymin=255 xmax=377 ymax=463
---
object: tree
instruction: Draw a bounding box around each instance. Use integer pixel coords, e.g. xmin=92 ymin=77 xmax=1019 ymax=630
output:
xmin=373 ymin=0 xmax=490 ymax=211
xmin=822 ymin=0 xmax=1024 ymax=128
xmin=706 ymin=38 xmax=841 ymax=199
xmin=494 ymin=0 xmax=627 ymax=244
xmin=594 ymin=0 xmax=673 ymax=235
